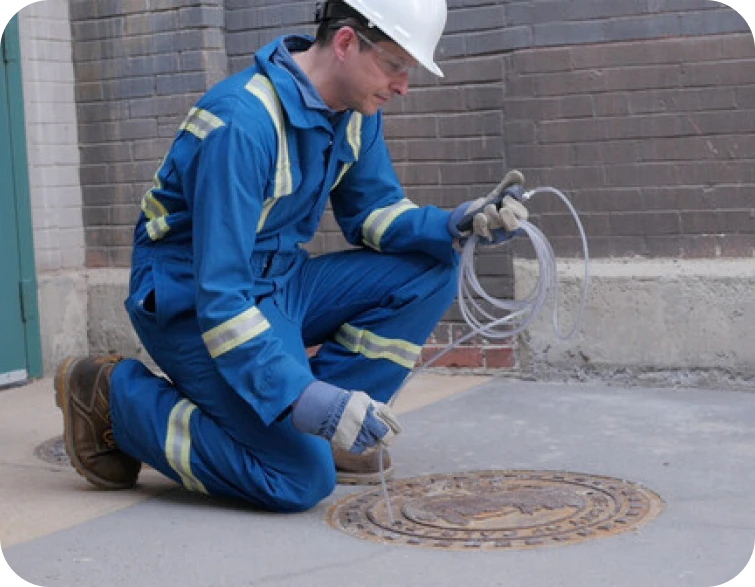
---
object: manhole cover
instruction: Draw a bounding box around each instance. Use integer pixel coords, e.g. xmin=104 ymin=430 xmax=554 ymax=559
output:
xmin=34 ymin=435 xmax=70 ymax=466
xmin=326 ymin=470 xmax=663 ymax=550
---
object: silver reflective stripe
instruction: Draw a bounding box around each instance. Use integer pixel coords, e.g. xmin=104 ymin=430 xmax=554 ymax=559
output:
xmin=334 ymin=323 xmax=421 ymax=369
xmin=244 ymin=73 xmax=293 ymax=232
xmin=361 ymin=199 xmax=418 ymax=251
xmin=201 ymin=306 xmax=271 ymax=359
xmin=165 ymin=399 xmax=207 ymax=494
xmin=179 ymin=107 xmax=225 ymax=140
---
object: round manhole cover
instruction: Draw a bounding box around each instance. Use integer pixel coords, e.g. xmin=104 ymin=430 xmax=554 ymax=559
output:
xmin=34 ymin=435 xmax=70 ymax=466
xmin=326 ymin=470 xmax=663 ymax=550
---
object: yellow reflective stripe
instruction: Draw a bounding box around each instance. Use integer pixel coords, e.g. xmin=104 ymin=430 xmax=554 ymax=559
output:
xmin=141 ymin=154 xmax=169 ymax=220
xmin=179 ymin=106 xmax=225 ymax=140
xmin=331 ymin=113 xmax=362 ymax=192
xmin=141 ymin=155 xmax=172 ymax=241
xmin=165 ymin=399 xmax=207 ymax=494
xmin=331 ymin=163 xmax=353 ymax=192
xmin=141 ymin=191 xmax=167 ymax=220
xmin=334 ymin=323 xmax=421 ymax=369
xmin=245 ymin=73 xmax=293 ymax=232
xmin=362 ymin=199 xmax=418 ymax=251
xmin=346 ymin=113 xmax=362 ymax=159
xmin=146 ymin=216 xmax=170 ymax=241
xmin=201 ymin=306 xmax=270 ymax=359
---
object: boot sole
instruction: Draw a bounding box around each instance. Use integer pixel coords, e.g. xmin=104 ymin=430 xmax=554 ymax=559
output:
xmin=336 ymin=464 xmax=394 ymax=486
xmin=54 ymin=356 xmax=135 ymax=490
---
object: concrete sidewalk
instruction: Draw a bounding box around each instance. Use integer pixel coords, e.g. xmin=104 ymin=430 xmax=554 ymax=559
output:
xmin=2 ymin=375 xmax=754 ymax=587
xmin=0 ymin=373 xmax=490 ymax=548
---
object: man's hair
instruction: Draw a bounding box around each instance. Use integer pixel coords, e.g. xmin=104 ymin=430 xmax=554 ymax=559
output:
xmin=313 ymin=1 xmax=391 ymax=47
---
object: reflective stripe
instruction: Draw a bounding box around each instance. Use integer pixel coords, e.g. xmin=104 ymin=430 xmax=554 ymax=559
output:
xmin=331 ymin=113 xmax=362 ymax=192
xmin=245 ymin=74 xmax=293 ymax=232
xmin=165 ymin=399 xmax=207 ymax=494
xmin=146 ymin=216 xmax=170 ymax=240
xmin=140 ymin=155 xmax=172 ymax=241
xmin=346 ymin=113 xmax=362 ymax=158
xmin=202 ymin=306 xmax=270 ymax=359
xmin=141 ymin=191 xmax=167 ymax=220
xmin=362 ymin=198 xmax=418 ymax=251
xmin=179 ymin=106 xmax=225 ymax=140
xmin=146 ymin=108 xmax=223 ymax=240
xmin=331 ymin=163 xmax=353 ymax=191
xmin=334 ymin=323 xmax=421 ymax=369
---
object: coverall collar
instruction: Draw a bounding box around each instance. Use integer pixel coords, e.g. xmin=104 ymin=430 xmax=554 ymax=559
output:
xmin=255 ymin=35 xmax=346 ymax=133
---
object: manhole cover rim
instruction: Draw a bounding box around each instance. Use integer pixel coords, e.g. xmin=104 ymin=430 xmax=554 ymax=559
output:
xmin=326 ymin=469 xmax=664 ymax=551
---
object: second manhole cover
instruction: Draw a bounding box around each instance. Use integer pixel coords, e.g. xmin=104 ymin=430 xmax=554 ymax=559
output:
xmin=34 ymin=435 xmax=70 ymax=466
xmin=327 ymin=470 xmax=663 ymax=550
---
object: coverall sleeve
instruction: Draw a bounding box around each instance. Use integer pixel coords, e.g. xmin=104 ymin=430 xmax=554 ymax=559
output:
xmin=183 ymin=121 xmax=315 ymax=426
xmin=330 ymin=112 xmax=457 ymax=265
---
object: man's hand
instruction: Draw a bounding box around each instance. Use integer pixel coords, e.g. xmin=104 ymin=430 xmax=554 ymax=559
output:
xmin=290 ymin=381 xmax=401 ymax=453
xmin=448 ymin=169 xmax=529 ymax=245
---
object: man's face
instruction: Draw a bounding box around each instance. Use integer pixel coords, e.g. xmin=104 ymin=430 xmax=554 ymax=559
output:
xmin=340 ymin=30 xmax=418 ymax=115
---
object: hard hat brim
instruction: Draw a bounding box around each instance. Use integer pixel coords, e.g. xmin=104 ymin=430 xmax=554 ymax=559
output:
xmin=421 ymin=59 xmax=444 ymax=78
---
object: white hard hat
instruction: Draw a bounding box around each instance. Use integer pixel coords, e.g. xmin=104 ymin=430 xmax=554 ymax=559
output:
xmin=341 ymin=0 xmax=447 ymax=77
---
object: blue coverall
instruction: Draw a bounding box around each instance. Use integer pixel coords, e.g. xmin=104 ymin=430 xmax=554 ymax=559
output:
xmin=109 ymin=35 xmax=459 ymax=512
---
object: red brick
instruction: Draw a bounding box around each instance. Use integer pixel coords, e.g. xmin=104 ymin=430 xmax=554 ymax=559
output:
xmin=420 ymin=346 xmax=483 ymax=368
xmin=484 ymin=347 xmax=516 ymax=369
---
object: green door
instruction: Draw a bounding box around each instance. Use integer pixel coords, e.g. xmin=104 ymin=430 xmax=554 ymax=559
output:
xmin=1 ymin=16 xmax=41 ymax=387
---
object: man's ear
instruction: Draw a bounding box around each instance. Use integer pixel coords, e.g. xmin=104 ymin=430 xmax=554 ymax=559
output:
xmin=331 ymin=26 xmax=358 ymax=62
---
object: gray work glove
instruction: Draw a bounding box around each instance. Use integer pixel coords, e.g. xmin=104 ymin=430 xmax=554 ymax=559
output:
xmin=448 ymin=170 xmax=529 ymax=244
xmin=291 ymin=381 xmax=402 ymax=453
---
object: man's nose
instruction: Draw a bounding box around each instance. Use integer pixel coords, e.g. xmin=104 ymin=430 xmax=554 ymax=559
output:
xmin=390 ymin=72 xmax=410 ymax=96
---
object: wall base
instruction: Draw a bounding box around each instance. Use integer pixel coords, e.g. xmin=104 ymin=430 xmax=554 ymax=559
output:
xmin=515 ymin=258 xmax=755 ymax=390
xmin=38 ymin=261 xmax=755 ymax=392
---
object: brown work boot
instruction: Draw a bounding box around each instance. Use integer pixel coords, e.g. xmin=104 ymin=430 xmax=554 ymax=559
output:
xmin=332 ymin=446 xmax=394 ymax=485
xmin=54 ymin=356 xmax=141 ymax=490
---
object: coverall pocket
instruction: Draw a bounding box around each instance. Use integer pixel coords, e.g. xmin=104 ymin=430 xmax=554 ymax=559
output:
xmin=152 ymin=257 xmax=197 ymax=331
xmin=125 ymin=262 xmax=158 ymax=324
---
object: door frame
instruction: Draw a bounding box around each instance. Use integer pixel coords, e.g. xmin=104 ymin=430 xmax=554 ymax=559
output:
xmin=2 ymin=15 xmax=42 ymax=380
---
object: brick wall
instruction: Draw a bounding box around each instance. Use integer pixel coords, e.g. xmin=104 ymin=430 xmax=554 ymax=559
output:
xmin=69 ymin=0 xmax=227 ymax=267
xmin=502 ymin=7 xmax=755 ymax=260
xmin=68 ymin=0 xmax=754 ymax=372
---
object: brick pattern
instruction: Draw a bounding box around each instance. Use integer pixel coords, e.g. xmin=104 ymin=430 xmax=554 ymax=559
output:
xmin=505 ymin=32 xmax=755 ymax=259
xmin=69 ymin=0 xmax=227 ymax=267
xmin=420 ymin=322 xmax=517 ymax=370
xmin=17 ymin=0 xmax=85 ymax=272
xmin=68 ymin=0 xmax=755 ymax=371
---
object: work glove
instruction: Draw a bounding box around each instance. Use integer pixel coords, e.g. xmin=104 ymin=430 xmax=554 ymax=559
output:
xmin=448 ymin=170 xmax=529 ymax=245
xmin=290 ymin=381 xmax=402 ymax=453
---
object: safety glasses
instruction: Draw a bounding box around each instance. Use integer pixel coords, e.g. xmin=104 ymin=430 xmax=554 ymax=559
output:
xmin=355 ymin=30 xmax=415 ymax=76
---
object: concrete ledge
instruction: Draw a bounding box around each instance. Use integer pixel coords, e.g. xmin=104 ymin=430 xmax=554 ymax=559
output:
xmin=37 ymin=269 xmax=151 ymax=376
xmin=37 ymin=272 xmax=89 ymax=375
xmin=86 ymin=269 xmax=143 ymax=358
xmin=42 ymin=261 xmax=754 ymax=390
xmin=515 ymin=258 xmax=755 ymax=389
